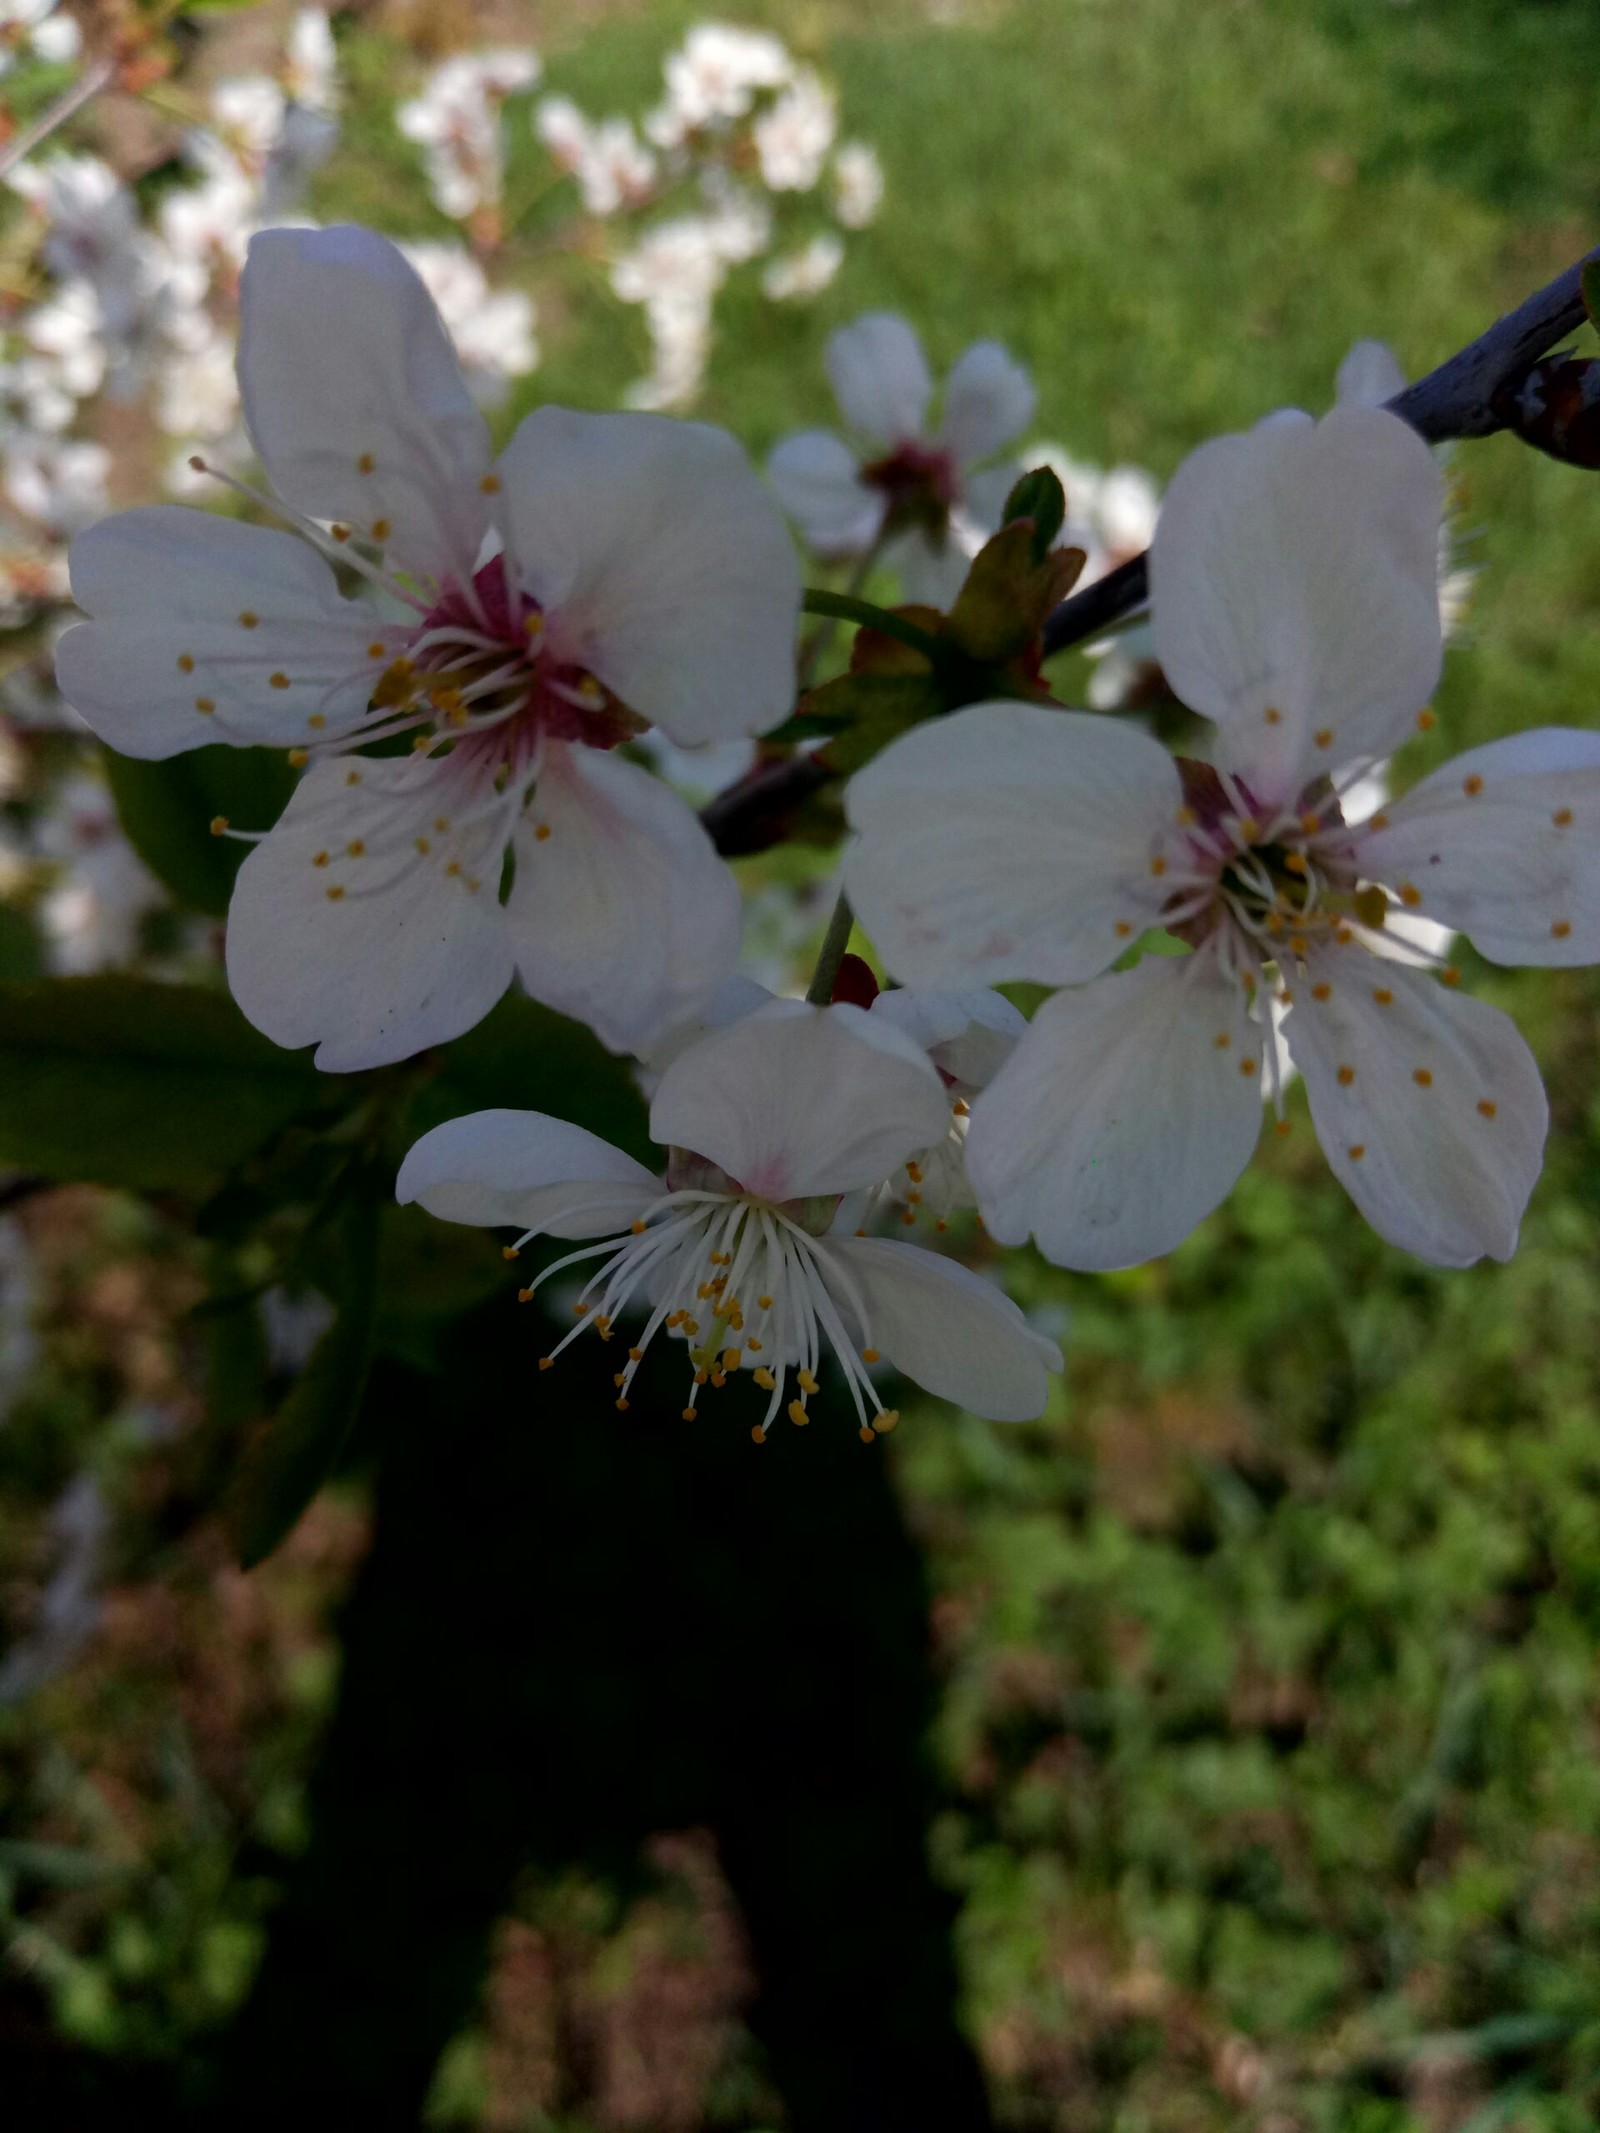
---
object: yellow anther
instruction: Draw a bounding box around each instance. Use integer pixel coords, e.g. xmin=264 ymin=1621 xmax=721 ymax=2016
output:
xmin=178 ymin=652 xmax=195 ymax=673
xmin=906 ymin=1190 xmax=923 ymax=1205
xmin=1478 ymin=1099 xmax=1497 ymax=1119
xmin=1552 ymin=919 xmax=1572 ymax=940
xmin=1236 ymin=816 xmax=1260 ymax=843
xmin=287 ymin=746 xmax=308 ymax=765
xmin=1413 ymin=1068 xmax=1433 ymax=1088
xmin=630 ymin=1219 xmax=646 ymax=1235
xmin=1348 ymin=1143 xmax=1366 ymax=1161
xmin=307 ymin=713 xmax=327 ymax=730
xmin=1175 ymin=805 xmax=1197 ymax=828
xmin=1337 ymin=1064 xmax=1355 ymax=1086
xmin=1463 ymin=773 xmax=1483 ymax=797
xmin=1554 ymin=808 xmax=1574 ymax=828
xmin=346 ymin=839 xmax=365 ymax=857
xmin=613 ymin=1371 xmax=627 ymax=1388
xmin=445 ymin=860 xmax=462 ymax=877
xmin=1283 ymin=851 xmax=1307 ymax=875
xmin=711 ymin=1371 xmax=727 ymax=1388
xmin=534 ymin=823 xmax=552 ymax=841
xmin=209 ymin=815 xmax=228 ymax=836
xmin=593 ymin=1314 xmax=612 ymax=1335
xmin=356 ymin=452 xmax=375 ymax=473
xmin=1441 ymin=965 xmax=1462 ymax=986
xmin=695 ymin=1368 xmax=709 ymax=1386
xmin=1335 ymin=923 xmax=1355 ymax=944
xmin=1274 ymin=1118 xmax=1292 ymax=1137
xmin=683 ymin=1319 xmax=699 ymax=1337
xmin=325 ymin=885 xmax=345 ymax=902
xmin=872 ymin=1410 xmax=899 ymax=1434
xmin=1114 ymin=920 xmax=1134 ymax=938
xmin=797 ymin=1368 xmax=819 ymax=1396
xmin=412 ymin=734 xmax=433 ymax=754
xmin=1239 ymin=1056 xmax=1257 ymax=1076
xmin=1372 ymin=986 xmax=1393 ymax=1005
xmin=238 ymin=611 xmax=258 ymax=629
xmin=1299 ymin=810 xmax=1321 ymax=834
xmin=952 ymin=1099 xmax=970 ymax=1117
xmin=415 ymin=836 xmax=431 ymax=855
xmin=1311 ymin=981 xmax=1331 ymax=1001
xmin=906 ymin=1161 xmax=923 ymax=1184
xmin=722 ymin=1348 xmax=742 ymax=1370
xmin=331 ymin=524 xmax=351 ymax=542
xmin=313 ymin=850 xmax=330 ymax=867
xmin=573 ymin=1302 xmax=588 ymax=1316
xmin=666 ymin=1311 xmax=685 ymax=1329
xmin=615 ymin=1397 xmax=629 ymax=1411
xmin=368 ymin=641 xmax=387 ymax=659
xmin=861 ymin=1347 xmax=880 ymax=1364
xmin=1289 ymin=934 xmax=1309 ymax=958
xmin=1213 ymin=1032 xmax=1231 ymax=1050
xmin=525 ymin=612 xmax=545 ymax=637
xmin=1264 ymin=705 xmax=1282 ymax=725
xmin=1314 ymin=728 xmax=1333 ymax=749
xmin=501 ymin=1245 xmax=519 ymax=1261
xmin=1149 ymin=854 xmax=1168 ymax=877
xmin=858 ymin=1426 xmax=875 ymax=1444
xmin=757 ymin=1294 xmax=774 ymax=1310
xmin=1368 ymin=811 xmax=1389 ymax=831
xmin=752 ymin=1366 xmax=776 ymax=1390
xmin=788 ymin=1400 xmax=809 ymax=1427
xmin=1417 ymin=708 xmax=1436 ymax=732
xmin=900 ymin=1209 xmax=916 ymax=1226
xmin=747 ymin=1338 xmax=762 ymax=1352
xmin=196 ymin=697 xmax=216 ymax=715
xmin=434 ymin=816 xmax=449 ymax=832
xmin=1398 ymin=882 xmax=1422 ymax=907
xmin=370 ymin=517 xmax=391 ymax=541
xmin=681 ymin=1408 xmax=696 ymax=1421
xmin=479 ymin=473 xmax=501 ymax=494
xmin=578 ymin=674 xmax=605 ymax=704
xmin=751 ymin=1425 xmax=767 ymax=1443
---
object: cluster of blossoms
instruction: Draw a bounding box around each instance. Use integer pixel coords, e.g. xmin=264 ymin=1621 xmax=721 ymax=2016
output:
xmin=50 ymin=203 xmax=1600 ymax=1454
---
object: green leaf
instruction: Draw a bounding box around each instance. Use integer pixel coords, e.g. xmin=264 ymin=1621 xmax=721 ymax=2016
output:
xmin=1002 ymin=465 xmax=1068 ymax=562
xmin=809 ymin=672 xmax=946 ymax=776
xmin=0 ymin=977 xmax=331 ymax=1191
xmin=104 ymin=744 xmax=297 ymax=918
xmin=228 ymin=1188 xmax=381 ymax=1569
xmin=415 ymin=991 xmax=652 ymax=1162
xmin=1583 ymin=258 xmax=1600 ymax=331
xmin=0 ymin=903 xmax=42 ymax=982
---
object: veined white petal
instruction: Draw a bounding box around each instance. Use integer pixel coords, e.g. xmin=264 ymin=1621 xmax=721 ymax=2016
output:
xmin=58 ymin=507 xmax=379 ymax=757
xmin=766 ymin=428 xmax=882 ymax=554
xmin=844 ymin=702 xmax=1182 ymax=988
xmin=868 ymin=985 xmax=1026 ymax=1093
xmin=506 ymin=742 xmax=742 ymax=1054
xmin=494 ymin=406 xmax=801 ymax=746
xmin=397 ymin=1108 xmax=659 ymax=1235
xmin=1285 ymin=954 xmax=1547 ymax=1266
xmin=239 ymin=225 xmax=491 ymax=588
xmin=937 ymin=341 xmax=1036 ymax=468
xmin=1151 ymin=406 xmax=1443 ymax=804
xmin=1354 ymin=727 xmax=1600 ymax=966
xmin=225 ymin=756 xmax=513 ymax=1070
xmin=825 ymin=312 xmax=933 ymax=443
xmin=649 ymin=999 xmax=948 ymax=1199
xmin=821 ymin=1236 xmax=1060 ymax=1420
xmin=966 ymin=951 xmax=1263 ymax=1270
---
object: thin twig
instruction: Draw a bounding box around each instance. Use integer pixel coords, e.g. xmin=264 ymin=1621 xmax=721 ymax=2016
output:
xmin=0 ymin=57 xmax=116 ymax=179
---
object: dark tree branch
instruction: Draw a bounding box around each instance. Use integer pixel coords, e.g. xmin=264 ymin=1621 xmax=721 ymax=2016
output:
xmin=705 ymin=245 xmax=1600 ymax=854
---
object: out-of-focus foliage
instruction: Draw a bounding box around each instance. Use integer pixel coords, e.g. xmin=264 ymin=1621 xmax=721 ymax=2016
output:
xmin=3 ymin=1 xmax=1600 ymax=2128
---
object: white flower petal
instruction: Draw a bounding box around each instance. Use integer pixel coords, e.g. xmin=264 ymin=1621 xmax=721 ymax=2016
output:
xmin=821 ymin=1236 xmax=1060 ymax=1420
xmin=238 ymin=225 xmax=492 ymax=587
xmin=225 ymin=757 xmax=513 ymax=1070
xmin=494 ymin=406 xmax=800 ymax=746
xmin=1354 ymin=727 xmax=1600 ymax=966
xmin=1335 ymin=338 xmax=1407 ymax=409
xmin=888 ymin=527 xmax=972 ymax=609
xmin=397 ymin=1108 xmax=659 ymax=1235
xmin=1286 ymin=955 xmax=1547 ymax=1266
xmin=960 ymin=461 xmax=1025 ymax=540
xmin=57 ymin=507 xmax=379 ymax=757
xmin=649 ymin=999 xmax=948 ymax=1199
xmin=844 ymin=702 xmax=1181 ymax=988
xmin=506 ymin=742 xmax=741 ymax=1053
xmin=869 ymin=985 xmax=1026 ymax=1093
xmin=825 ymin=312 xmax=932 ymax=444
xmin=966 ymin=952 xmax=1263 ymax=1270
xmin=1151 ymin=406 xmax=1443 ymax=803
xmin=938 ymin=341 xmax=1036 ymax=467
xmin=766 ymin=428 xmax=882 ymax=554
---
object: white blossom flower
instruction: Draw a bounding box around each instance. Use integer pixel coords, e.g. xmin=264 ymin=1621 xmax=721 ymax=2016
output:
xmin=0 ymin=0 xmax=80 ymax=77
xmin=768 ymin=312 xmax=1037 ymax=604
xmin=55 ymin=224 xmax=800 ymax=1069
xmin=398 ymin=1000 xmax=1061 ymax=1434
xmin=398 ymin=48 xmax=540 ymax=221
xmin=752 ymin=67 xmax=836 ymax=191
xmin=761 ymin=234 xmax=843 ymax=303
xmin=844 ymin=407 xmax=1586 ymax=1270
xmin=832 ymin=142 xmax=884 ymax=229
xmin=647 ymin=23 xmax=793 ymax=149
xmin=535 ymin=96 xmax=656 ymax=215
xmin=866 ymin=987 xmax=1027 ymax=1229
xmin=283 ymin=8 xmax=338 ymax=114
xmin=35 ymin=771 xmax=167 ymax=972
xmin=5 ymin=435 xmax=109 ymax=533
xmin=398 ymin=242 xmax=538 ymax=407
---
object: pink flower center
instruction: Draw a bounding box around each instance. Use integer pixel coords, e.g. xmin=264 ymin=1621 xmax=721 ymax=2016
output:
xmin=860 ymin=438 xmax=960 ymax=537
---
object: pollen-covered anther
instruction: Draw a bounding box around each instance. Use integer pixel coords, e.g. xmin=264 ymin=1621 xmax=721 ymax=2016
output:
xmin=1463 ymin=773 xmax=1484 ymax=797
xmin=1348 ymin=1143 xmax=1366 ymax=1161
xmin=370 ymin=518 xmax=391 ymax=541
xmin=307 ymin=713 xmax=327 ymax=731
xmin=861 ymin=1347 xmax=880 ymax=1363
xmin=1337 ymin=1063 xmax=1355 ymax=1086
xmin=1238 ymin=1056 xmax=1257 ymax=1076
xmin=858 ymin=1426 xmax=875 ymax=1444
xmin=1149 ymin=855 xmax=1168 ymax=877
xmin=1114 ymin=920 xmax=1134 ymax=939
xmin=1416 ymin=708 xmax=1436 ymax=732
xmin=1314 ymin=728 xmax=1333 ymax=749
xmin=1263 ymin=706 xmax=1282 ymax=725
xmin=331 ymin=525 xmax=351 ymax=543
xmin=1552 ymin=919 xmax=1572 ymax=940
xmin=788 ymin=1401 xmax=809 ymax=1427
xmin=1312 ymin=981 xmax=1331 ymax=1001
xmin=1372 ymin=987 xmax=1393 ymax=1005
xmin=1441 ymin=966 xmax=1462 ymax=987
xmin=1398 ymin=883 xmax=1422 ymax=908
xmin=177 ymin=652 xmax=195 ymax=673
xmin=325 ymin=885 xmax=345 ymax=902
xmin=1553 ymin=808 xmax=1574 ymax=828
xmin=356 ymin=452 xmax=375 ymax=473
xmin=501 ymin=1245 xmax=519 ymax=1261
xmin=952 ymin=1100 xmax=969 ymax=1118
xmin=1478 ymin=1099 xmax=1498 ymax=1119
xmin=479 ymin=473 xmax=501 ymax=495
xmin=287 ymin=746 xmax=307 ymax=764
xmin=1213 ymin=1031 xmax=1231 ymax=1050
xmin=209 ymin=815 xmax=228 ymax=836
xmin=1413 ymin=1068 xmax=1433 ymax=1088
xmin=1299 ymin=810 xmax=1321 ymax=834
xmin=872 ymin=1410 xmax=899 ymax=1434
xmin=196 ymin=698 xmax=216 ymax=715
